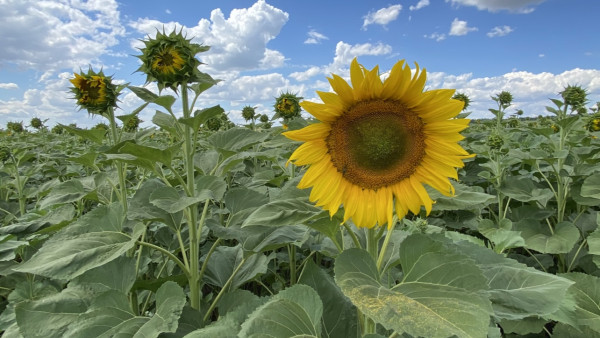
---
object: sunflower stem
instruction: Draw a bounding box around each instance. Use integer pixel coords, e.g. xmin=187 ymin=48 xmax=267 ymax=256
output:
xmin=343 ymin=222 xmax=362 ymax=249
xmin=376 ymin=217 xmax=399 ymax=274
xmin=366 ymin=228 xmax=379 ymax=265
xmin=181 ymin=83 xmax=201 ymax=310
xmin=107 ymin=106 xmax=128 ymax=216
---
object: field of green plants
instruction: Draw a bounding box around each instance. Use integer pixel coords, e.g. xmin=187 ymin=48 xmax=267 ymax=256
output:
xmin=1 ymin=29 xmax=600 ymax=338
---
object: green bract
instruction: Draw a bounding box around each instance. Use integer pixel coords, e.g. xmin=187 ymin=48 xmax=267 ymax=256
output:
xmin=274 ymin=92 xmax=302 ymax=120
xmin=136 ymin=28 xmax=210 ymax=91
xmin=69 ymin=68 xmax=122 ymax=116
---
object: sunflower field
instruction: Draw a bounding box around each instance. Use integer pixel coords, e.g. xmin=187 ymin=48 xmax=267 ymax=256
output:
xmin=1 ymin=29 xmax=600 ymax=338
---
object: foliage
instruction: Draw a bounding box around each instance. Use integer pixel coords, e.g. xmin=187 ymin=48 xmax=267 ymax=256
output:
xmin=2 ymin=46 xmax=600 ymax=338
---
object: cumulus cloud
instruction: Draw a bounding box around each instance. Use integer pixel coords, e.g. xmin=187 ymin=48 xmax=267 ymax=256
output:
xmin=410 ymin=0 xmax=430 ymax=11
xmin=129 ymin=0 xmax=289 ymax=73
xmin=0 ymin=0 xmax=125 ymax=78
xmin=288 ymin=41 xmax=393 ymax=82
xmin=0 ymin=83 xmax=19 ymax=89
xmin=304 ymin=29 xmax=329 ymax=44
xmin=487 ymin=25 xmax=514 ymax=37
xmin=362 ymin=4 xmax=402 ymax=30
xmin=445 ymin=0 xmax=546 ymax=13
xmin=449 ymin=18 xmax=478 ymax=36
xmin=426 ymin=68 xmax=600 ymax=118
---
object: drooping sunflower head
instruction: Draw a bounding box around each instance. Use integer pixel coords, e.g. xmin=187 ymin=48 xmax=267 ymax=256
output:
xmin=274 ymin=92 xmax=303 ymax=120
xmin=136 ymin=28 xmax=210 ymax=91
xmin=284 ymin=58 xmax=473 ymax=229
xmin=69 ymin=68 xmax=121 ymax=116
xmin=561 ymin=84 xmax=588 ymax=109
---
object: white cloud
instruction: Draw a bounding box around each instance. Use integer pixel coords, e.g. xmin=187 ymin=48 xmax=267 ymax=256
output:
xmin=410 ymin=0 xmax=430 ymax=11
xmin=165 ymin=9 xmax=171 ymax=14
xmin=0 ymin=83 xmax=19 ymax=89
xmin=0 ymin=0 xmax=125 ymax=78
xmin=445 ymin=0 xmax=546 ymax=13
xmin=129 ymin=0 xmax=289 ymax=73
xmin=288 ymin=41 xmax=393 ymax=82
xmin=426 ymin=68 xmax=600 ymax=118
xmin=304 ymin=29 xmax=329 ymax=44
xmin=449 ymin=18 xmax=478 ymax=36
xmin=425 ymin=32 xmax=446 ymax=41
xmin=487 ymin=25 xmax=513 ymax=37
xmin=290 ymin=66 xmax=322 ymax=82
xmin=539 ymin=53 xmax=545 ymax=58
xmin=362 ymin=4 xmax=402 ymax=30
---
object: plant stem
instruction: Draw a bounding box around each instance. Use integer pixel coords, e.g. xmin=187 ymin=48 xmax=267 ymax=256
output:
xmin=288 ymin=244 xmax=296 ymax=286
xmin=343 ymin=222 xmax=362 ymax=249
xmin=203 ymin=256 xmax=248 ymax=323
xmin=376 ymin=218 xmax=398 ymax=273
xmin=181 ymin=83 xmax=202 ymax=310
xmin=136 ymin=240 xmax=190 ymax=279
xmin=107 ymin=107 xmax=128 ymax=215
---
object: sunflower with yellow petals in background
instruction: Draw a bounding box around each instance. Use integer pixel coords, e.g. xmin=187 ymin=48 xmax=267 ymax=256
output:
xmin=284 ymin=58 xmax=474 ymax=229
xmin=70 ymin=68 xmax=123 ymax=116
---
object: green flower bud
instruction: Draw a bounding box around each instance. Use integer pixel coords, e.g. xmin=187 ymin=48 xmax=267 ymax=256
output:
xmin=452 ymin=92 xmax=471 ymax=111
xmin=561 ymin=85 xmax=587 ymax=109
xmin=136 ymin=28 xmax=210 ymax=92
xmin=274 ymin=92 xmax=302 ymax=119
xmin=242 ymin=106 xmax=256 ymax=121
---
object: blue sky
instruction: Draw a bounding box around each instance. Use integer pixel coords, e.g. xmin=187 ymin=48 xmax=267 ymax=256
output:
xmin=0 ymin=0 xmax=598 ymax=128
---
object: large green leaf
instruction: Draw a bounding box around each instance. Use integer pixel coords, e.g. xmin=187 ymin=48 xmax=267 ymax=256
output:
xmin=59 ymin=124 xmax=107 ymax=144
xmin=0 ymin=204 xmax=75 ymax=236
xmin=152 ymin=111 xmax=179 ymax=136
xmin=149 ymin=186 xmax=212 ymax=214
xmin=128 ymin=179 xmax=182 ymax=230
xmin=557 ymin=272 xmax=600 ymax=333
xmin=207 ymin=127 xmax=268 ymax=153
xmin=477 ymin=219 xmax=525 ymax=253
xmin=134 ymin=281 xmax=186 ymax=338
xmin=39 ymin=179 xmax=88 ymax=209
xmin=242 ymin=225 xmax=309 ymax=253
xmin=179 ymin=105 xmax=224 ymax=132
xmin=184 ymin=290 xmax=266 ymax=337
xmin=298 ymin=260 xmax=359 ymax=338
xmin=447 ymin=235 xmax=576 ymax=320
xmin=498 ymin=176 xmax=554 ymax=205
xmin=427 ymin=182 xmax=495 ymax=211
xmin=242 ymin=199 xmax=323 ymax=228
xmin=224 ymin=186 xmax=269 ymax=215
xmin=334 ymin=246 xmax=492 ymax=338
xmin=239 ymin=284 xmax=323 ymax=338
xmin=203 ymin=245 xmax=270 ymax=289
xmin=581 ymin=173 xmax=600 ymax=199
xmin=515 ymin=219 xmax=580 ymax=254
xmin=14 ymin=288 xmax=89 ymax=338
xmin=13 ymin=223 xmax=144 ymax=280
xmin=65 ymin=281 xmax=186 ymax=338
xmin=71 ymin=256 xmax=136 ymax=294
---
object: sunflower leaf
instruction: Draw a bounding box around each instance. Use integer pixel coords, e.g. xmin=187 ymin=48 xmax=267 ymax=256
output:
xmin=334 ymin=238 xmax=493 ymax=338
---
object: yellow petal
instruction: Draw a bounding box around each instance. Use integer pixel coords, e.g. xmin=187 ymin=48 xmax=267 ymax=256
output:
xmin=300 ymin=101 xmax=341 ymax=122
xmin=410 ymin=176 xmax=432 ymax=215
xmin=350 ymin=58 xmax=365 ymax=91
xmin=283 ymin=122 xmax=331 ymax=142
xmin=328 ymin=74 xmax=355 ymax=107
xmin=381 ymin=60 xmax=406 ymax=100
xmin=287 ymin=140 xmax=328 ymax=166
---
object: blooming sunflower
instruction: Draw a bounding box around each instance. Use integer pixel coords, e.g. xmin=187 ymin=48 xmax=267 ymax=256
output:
xmin=284 ymin=58 xmax=473 ymax=229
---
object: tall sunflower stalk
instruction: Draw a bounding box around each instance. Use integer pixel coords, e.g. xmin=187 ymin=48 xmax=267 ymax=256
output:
xmin=69 ymin=68 xmax=128 ymax=214
xmin=486 ymin=91 xmax=513 ymax=225
xmin=135 ymin=28 xmax=211 ymax=310
xmin=284 ymin=58 xmax=473 ymax=335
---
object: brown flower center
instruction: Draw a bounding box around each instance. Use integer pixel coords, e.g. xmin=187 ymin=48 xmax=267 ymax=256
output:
xmin=326 ymin=100 xmax=425 ymax=190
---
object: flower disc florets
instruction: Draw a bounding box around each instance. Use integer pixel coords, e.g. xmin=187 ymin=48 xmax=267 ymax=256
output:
xmin=70 ymin=68 xmax=121 ymax=116
xmin=274 ymin=92 xmax=302 ymax=120
xmin=136 ymin=28 xmax=210 ymax=92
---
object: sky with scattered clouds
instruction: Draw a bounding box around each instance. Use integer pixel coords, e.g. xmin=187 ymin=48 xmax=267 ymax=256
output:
xmin=0 ymin=0 xmax=598 ymax=128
